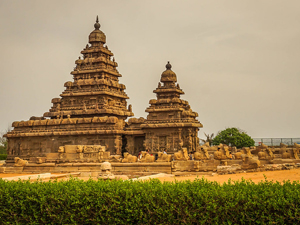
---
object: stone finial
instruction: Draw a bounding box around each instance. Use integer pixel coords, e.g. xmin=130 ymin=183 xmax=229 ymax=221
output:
xmin=94 ymin=15 xmax=100 ymax=30
xmin=166 ymin=61 xmax=172 ymax=70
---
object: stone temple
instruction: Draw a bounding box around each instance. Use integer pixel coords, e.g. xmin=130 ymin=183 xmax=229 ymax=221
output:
xmin=4 ymin=17 xmax=203 ymax=164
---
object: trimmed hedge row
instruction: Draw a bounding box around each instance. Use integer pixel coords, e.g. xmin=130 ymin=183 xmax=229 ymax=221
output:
xmin=0 ymin=177 xmax=300 ymax=224
xmin=0 ymin=154 xmax=7 ymax=160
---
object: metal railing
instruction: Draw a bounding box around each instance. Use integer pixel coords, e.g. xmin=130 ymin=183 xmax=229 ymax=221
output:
xmin=253 ymin=138 xmax=300 ymax=146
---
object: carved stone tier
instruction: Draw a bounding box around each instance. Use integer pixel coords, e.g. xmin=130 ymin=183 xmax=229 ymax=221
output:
xmin=71 ymin=69 xmax=121 ymax=77
xmin=59 ymin=91 xmax=128 ymax=98
xmin=153 ymin=88 xmax=184 ymax=95
xmin=44 ymin=109 xmax=133 ymax=118
xmin=141 ymin=122 xmax=202 ymax=129
xmin=43 ymin=16 xmax=133 ymax=120
xmin=141 ymin=62 xmax=203 ymax=153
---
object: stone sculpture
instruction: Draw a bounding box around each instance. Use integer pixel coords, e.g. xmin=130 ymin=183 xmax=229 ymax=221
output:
xmin=14 ymin=157 xmax=28 ymax=167
xmin=282 ymin=150 xmax=292 ymax=159
xmin=256 ymin=144 xmax=274 ymax=160
xmin=194 ymin=145 xmax=210 ymax=160
xmin=140 ymin=151 xmax=155 ymax=163
xmin=174 ymin=148 xmax=189 ymax=161
xmin=121 ymin=153 xmax=137 ymax=163
xmin=98 ymin=161 xmax=115 ymax=180
xmin=156 ymin=152 xmax=172 ymax=162
xmin=292 ymin=143 xmax=300 ymax=159
xmin=213 ymin=144 xmax=231 ymax=160
xmin=258 ymin=150 xmax=268 ymax=160
xmin=242 ymin=155 xmax=260 ymax=169
xmin=234 ymin=152 xmax=243 ymax=160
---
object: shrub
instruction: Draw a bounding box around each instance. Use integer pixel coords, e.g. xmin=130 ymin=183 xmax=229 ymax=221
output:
xmin=0 ymin=154 xmax=7 ymax=160
xmin=0 ymin=177 xmax=299 ymax=224
xmin=212 ymin=127 xmax=255 ymax=148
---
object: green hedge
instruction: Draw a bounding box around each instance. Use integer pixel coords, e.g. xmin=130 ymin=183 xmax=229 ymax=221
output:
xmin=0 ymin=177 xmax=299 ymax=224
xmin=0 ymin=154 xmax=7 ymax=160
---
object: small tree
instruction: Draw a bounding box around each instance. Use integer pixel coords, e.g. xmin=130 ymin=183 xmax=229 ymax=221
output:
xmin=0 ymin=127 xmax=11 ymax=155
xmin=200 ymin=133 xmax=214 ymax=146
xmin=0 ymin=134 xmax=7 ymax=154
xmin=212 ymin=127 xmax=255 ymax=148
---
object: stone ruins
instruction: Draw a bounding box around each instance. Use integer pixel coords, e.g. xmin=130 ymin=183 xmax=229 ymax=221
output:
xmin=1 ymin=17 xmax=300 ymax=176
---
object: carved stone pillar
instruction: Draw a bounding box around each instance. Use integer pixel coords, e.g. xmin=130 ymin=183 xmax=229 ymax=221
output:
xmin=125 ymin=136 xmax=135 ymax=155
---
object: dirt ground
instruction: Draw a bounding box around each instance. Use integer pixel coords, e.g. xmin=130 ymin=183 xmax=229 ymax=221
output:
xmin=1 ymin=169 xmax=300 ymax=183
xmin=156 ymin=169 xmax=300 ymax=183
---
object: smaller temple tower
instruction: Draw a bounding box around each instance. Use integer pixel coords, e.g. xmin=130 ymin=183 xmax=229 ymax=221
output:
xmin=141 ymin=62 xmax=203 ymax=153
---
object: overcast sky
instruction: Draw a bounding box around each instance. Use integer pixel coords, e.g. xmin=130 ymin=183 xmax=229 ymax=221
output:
xmin=0 ymin=0 xmax=299 ymax=139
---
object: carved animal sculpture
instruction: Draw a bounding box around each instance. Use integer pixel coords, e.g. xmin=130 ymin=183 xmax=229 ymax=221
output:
xmin=280 ymin=143 xmax=287 ymax=148
xmin=156 ymin=152 xmax=172 ymax=162
xmin=194 ymin=147 xmax=210 ymax=160
xmin=174 ymin=148 xmax=189 ymax=161
xmin=242 ymin=147 xmax=253 ymax=157
xmin=214 ymin=150 xmax=224 ymax=160
xmin=14 ymin=157 xmax=28 ymax=167
xmin=242 ymin=156 xmax=260 ymax=169
xmin=224 ymin=145 xmax=230 ymax=158
xmin=266 ymin=148 xmax=274 ymax=159
xmin=122 ymin=152 xmax=137 ymax=163
xmin=258 ymin=151 xmax=267 ymax=160
xmin=282 ymin=151 xmax=291 ymax=159
xmin=140 ymin=151 xmax=155 ymax=163
xmin=294 ymin=143 xmax=300 ymax=149
xmin=234 ymin=152 xmax=243 ymax=160
xmin=292 ymin=148 xmax=299 ymax=159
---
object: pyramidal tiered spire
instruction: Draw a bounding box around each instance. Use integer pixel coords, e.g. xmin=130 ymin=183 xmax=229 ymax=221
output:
xmin=140 ymin=62 xmax=202 ymax=153
xmin=144 ymin=62 xmax=200 ymax=123
xmin=44 ymin=17 xmax=133 ymax=119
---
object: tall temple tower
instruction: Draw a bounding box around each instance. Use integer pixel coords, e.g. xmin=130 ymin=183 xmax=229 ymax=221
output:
xmin=140 ymin=62 xmax=202 ymax=153
xmin=44 ymin=16 xmax=133 ymax=120
xmin=5 ymin=17 xmax=133 ymax=160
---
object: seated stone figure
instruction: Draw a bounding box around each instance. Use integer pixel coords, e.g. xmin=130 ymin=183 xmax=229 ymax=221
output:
xmin=156 ymin=152 xmax=172 ymax=162
xmin=258 ymin=150 xmax=268 ymax=159
xmin=257 ymin=144 xmax=274 ymax=160
xmin=242 ymin=155 xmax=260 ymax=169
xmin=282 ymin=150 xmax=292 ymax=159
xmin=140 ymin=151 xmax=155 ymax=163
xmin=292 ymin=143 xmax=300 ymax=159
xmin=174 ymin=148 xmax=189 ymax=161
xmin=234 ymin=152 xmax=243 ymax=159
xmin=242 ymin=147 xmax=253 ymax=157
xmin=14 ymin=157 xmax=28 ymax=167
xmin=194 ymin=146 xmax=210 ymax=160
xmin=121 ymin=152 xmax=137 ymax=163
xmin=213 ymin=144 xmax=230 ymax=160
xmin=266 ymin=147 xmax=274 ymax=159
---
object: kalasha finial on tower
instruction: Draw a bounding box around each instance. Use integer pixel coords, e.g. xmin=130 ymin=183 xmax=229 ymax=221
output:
xmin=166 ymin=61 xmax=172 ymax=70
xmin=94 ymin=15 xmax=100 ymax=30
